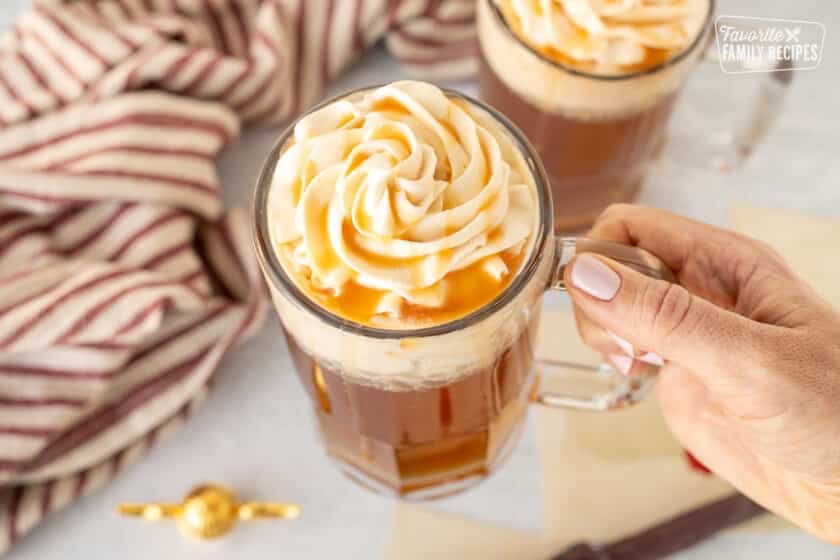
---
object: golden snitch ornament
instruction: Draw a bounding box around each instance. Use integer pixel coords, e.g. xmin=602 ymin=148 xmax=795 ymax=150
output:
xmin=117 ymin=483 xmax=300 ymax=540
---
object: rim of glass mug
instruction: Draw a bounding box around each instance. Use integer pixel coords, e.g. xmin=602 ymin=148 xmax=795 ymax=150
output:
xmin=252 ymin=85 xmax=554 ymax=341
xmin=483 ymin=0 xmax=716 ymax=82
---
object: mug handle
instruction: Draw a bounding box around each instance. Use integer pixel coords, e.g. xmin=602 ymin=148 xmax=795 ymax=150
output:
xmin=535 ymin=238 xmax=675 ymax=412
xmin=677 ymin=28 xmax=794 ymax=171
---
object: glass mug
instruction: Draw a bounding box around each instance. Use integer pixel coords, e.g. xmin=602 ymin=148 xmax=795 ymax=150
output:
xmin=477 ymin=0 xmax=793 ymax=232
xmin=253 ymin=88 xmax=673 ymax=499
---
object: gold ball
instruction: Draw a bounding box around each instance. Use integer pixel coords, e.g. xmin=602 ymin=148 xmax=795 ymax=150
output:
xmin=178 ymin=485 xmax=239 ymax=539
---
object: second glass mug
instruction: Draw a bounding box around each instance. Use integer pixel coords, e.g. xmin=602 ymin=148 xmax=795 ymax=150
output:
xmin=477 ymin=0 xmax=793 ymax=232
xmin=253 ymin=88 xmax=673 ymax=499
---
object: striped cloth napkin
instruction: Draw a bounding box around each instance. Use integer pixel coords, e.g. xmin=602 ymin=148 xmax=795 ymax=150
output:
xmin=0 ymin=0 xmax=476 ymax=552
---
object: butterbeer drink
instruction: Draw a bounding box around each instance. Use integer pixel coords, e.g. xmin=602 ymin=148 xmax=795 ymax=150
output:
xmin=253 ymin=82 xmax=673 ymax=499
xmin=478 ymin=0 xmax=712 ymax=231
xmin=261 ymin=82 xmax=548 ymax=497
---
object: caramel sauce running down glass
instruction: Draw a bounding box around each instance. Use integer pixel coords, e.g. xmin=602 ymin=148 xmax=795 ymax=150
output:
xmin=253 ymin=87 xmax=673 ymax=500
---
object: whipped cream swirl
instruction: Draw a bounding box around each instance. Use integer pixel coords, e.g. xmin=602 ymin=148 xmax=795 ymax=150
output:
xmin=496 ymin=0 xmax=707 ymax=72
xmin=268 ymin=81 xmax=537 ymax=321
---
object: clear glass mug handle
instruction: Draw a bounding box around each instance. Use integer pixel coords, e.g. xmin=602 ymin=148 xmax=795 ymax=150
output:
xmin=535 ymin=238 xmax=676 ymax=412
xmin=671 ymin=30 xmax=793 ymax=171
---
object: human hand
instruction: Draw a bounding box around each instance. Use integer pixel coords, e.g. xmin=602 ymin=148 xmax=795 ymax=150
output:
xmin=565 ymin=204 xmax=840 ymax=543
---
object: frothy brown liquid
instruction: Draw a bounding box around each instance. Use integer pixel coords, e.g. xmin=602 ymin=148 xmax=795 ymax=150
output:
xmin=478 ymin=54 xmax=678 ymax=232
xmin=285 ymin=314 xmax=540 ymax=497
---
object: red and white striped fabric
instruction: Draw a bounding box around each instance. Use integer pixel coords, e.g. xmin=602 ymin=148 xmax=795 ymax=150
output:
xmin=0 ymin=0 xmax=477 ymax=552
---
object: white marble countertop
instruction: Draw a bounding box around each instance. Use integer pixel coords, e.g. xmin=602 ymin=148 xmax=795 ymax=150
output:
xmin=2 ymin=0 xmax=839 ymax=558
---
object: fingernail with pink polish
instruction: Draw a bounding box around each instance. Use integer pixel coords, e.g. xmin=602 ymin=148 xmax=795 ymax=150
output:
xmin=570 ymin=254 xmax=621 ymax=301
xmin=609 ymin=354 xmax=634 ymax=376
xmin=638 ymin=352 xmax=665 ymax=366
xmin=607 ymin=330 xmax=635 ymax=357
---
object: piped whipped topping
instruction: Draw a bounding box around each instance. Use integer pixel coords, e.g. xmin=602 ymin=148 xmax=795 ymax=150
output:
xmin=495 ymin=0 xmax=707 ymax=73
xmin=268 ymin=81 xmax=538 ymax=326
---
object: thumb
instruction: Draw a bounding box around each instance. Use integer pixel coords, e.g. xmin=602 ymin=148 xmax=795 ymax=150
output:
xmin=564 ymin=253 xmax=762 ymax=374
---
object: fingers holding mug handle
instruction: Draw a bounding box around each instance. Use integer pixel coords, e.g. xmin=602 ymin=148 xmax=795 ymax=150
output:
xmin=535 ymin=237 xmax=674 ymax=412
